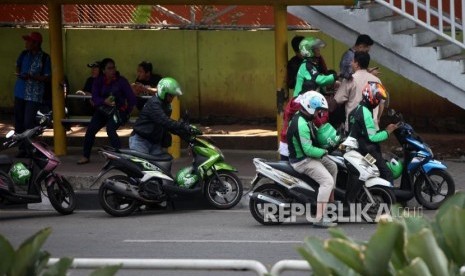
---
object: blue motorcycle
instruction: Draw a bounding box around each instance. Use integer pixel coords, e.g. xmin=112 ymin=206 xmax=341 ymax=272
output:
xmin=385 ymin=109 xmax=455 ymax=209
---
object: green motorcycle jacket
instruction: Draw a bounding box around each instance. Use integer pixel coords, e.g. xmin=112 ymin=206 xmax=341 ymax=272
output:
xmin=348 ymin=104 xmax=389 ymax=145
xmin=293 ymin=59 xmax=335 ymax=97
xmin=287 ymin=111 xmax=327 ymax=163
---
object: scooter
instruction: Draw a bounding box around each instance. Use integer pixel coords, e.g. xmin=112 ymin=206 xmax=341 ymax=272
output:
xmin=248 ymin=137 xmax=396 ymax=225
xmin=93 ymin=126 xmax=243 ymax=217
xmin=0 ymin=116 xmax=76 ymax=215
xmin=384 ymin=109 xmax=455 ymax=209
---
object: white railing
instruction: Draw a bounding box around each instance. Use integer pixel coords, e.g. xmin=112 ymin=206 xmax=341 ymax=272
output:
xmin=375 ymin=0 xmax=465 ymax=49
xmin=48 ymin=258 xmax=269 ymax=275
xmin=47 ymin=258 xmax=465 ymax=275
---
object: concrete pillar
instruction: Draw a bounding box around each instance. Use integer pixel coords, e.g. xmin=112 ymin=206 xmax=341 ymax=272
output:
xmin=168 ymin=97 xmax=181 ymax=158
xmin=274 ymin=4 xmax=288 ymax=147
xmin=48 ymin=1 xmax=67 ymax=155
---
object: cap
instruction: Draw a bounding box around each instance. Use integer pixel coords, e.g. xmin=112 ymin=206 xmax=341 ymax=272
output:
xmin=87 ymin=61 xmax=101 ymax=68
xmin=22 ymin=32 xmax=43 ymax=43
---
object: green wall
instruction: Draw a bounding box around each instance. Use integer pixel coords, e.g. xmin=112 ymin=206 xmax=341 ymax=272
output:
xmin=1 ymin=28 xmax=463 ymax=128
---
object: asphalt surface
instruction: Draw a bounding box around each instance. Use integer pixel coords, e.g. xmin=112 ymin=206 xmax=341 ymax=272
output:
xmin=0 ymin=207 xmax=439 ymax=276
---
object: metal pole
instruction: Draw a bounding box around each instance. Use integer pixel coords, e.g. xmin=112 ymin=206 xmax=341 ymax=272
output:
xmin=48 ymin=0 xmax=67 ymax=155
xmin=269 ymin=260 xmax=311 ymax=275
xmin=274 ymin=4 xmax=287 ymax=148
xmin=48 ymin=258 xmax=269 ymax=275
xmin=168 ymin=96 xmax=181 ymax=158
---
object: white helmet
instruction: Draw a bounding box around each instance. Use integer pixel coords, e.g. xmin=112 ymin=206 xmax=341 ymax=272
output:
xmin=296 ymin=91 xmax=328 ymax=115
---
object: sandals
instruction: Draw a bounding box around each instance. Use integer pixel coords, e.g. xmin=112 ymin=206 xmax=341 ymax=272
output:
xmin=77 ymin=157 xmax=89 ymax=165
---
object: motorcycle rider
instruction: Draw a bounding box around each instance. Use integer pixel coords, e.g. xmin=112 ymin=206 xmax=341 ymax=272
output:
xmin=287 ymin=91 xmax=338 ymax=228
xmin=293 ymin=36 xmax=338 ymax=98
xmin=129 ymin=77 xmax=195 ymax=157
xmin=348 ymin=81 xmax=399 ymax=183
xmin=280 ymin=36 xmax=337 ymax=160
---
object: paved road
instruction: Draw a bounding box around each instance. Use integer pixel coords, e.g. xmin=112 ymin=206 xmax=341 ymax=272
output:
xmin=0 ymin=207 xmax=437 ymax=276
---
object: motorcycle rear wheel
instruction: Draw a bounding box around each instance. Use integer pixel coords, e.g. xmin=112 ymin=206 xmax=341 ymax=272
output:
xmin=98 ymin=175 xmax=138 ymax=217
xmin=47 ymin=176 xmax=76 ymax=215
xmin=414 ymin=169 xmax=455 ymax=210
xmin=357 ymin=186 xmax=396 ymax=222
xmin=249 ymin=183 xmax=290 ymax=225
xmin=205 ymin=170 xmax=243 ymax=209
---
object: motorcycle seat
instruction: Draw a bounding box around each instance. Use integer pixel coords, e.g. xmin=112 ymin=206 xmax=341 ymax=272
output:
xmin=119 ymin=149 xmax=173 ymax=162
xmin=265 ymin=161 xmax=306 ymax=179
xmin=265 ymin=160 xmax=321 ymax=188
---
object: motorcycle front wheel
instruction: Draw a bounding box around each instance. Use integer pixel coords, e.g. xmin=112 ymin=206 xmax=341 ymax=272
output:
xmin=357 ymin=186 xmax=396 ymax=222
xmin=414 ymin=169 xmax=455 ymax=210
xmin=205 ymin=170 xmax=243 ymax=209
xmin=47 ymin=176 xmax=76 ymax=215
xmin=249 ymin=183 xmax=290 ymax=226
xmin=98 ymin=175 xmax=138 ymax=217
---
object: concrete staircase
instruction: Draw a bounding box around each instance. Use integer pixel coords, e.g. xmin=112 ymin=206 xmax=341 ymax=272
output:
xmin=288 ymin=0 xmax=465 ymax=109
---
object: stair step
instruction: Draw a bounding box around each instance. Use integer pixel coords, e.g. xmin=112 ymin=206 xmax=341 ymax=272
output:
xmin=367 ymin=4 xmax=396 ymax=21
xmin=390 ymin=18 xmax=424 ymax=35
xmin=438 ymin=44 xmax=465 ymax=60
xmin=414 ymin=31 xmax=452 ymax=47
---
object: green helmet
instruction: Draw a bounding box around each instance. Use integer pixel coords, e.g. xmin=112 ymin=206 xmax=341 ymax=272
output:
xmin=175 ymin=166 xmax=199 ymax=188
xmin=299 ymin=36 xmax=326 ymax=58
xmin=386 ymin=158 xmax=403 ymax=179
xmin=316 ymin=123 xmax=341 ymax=149
xmin=157 ymin=77 xmax=182 ymax=100
xmin=9 ymin=162 xmax=30 ymax=186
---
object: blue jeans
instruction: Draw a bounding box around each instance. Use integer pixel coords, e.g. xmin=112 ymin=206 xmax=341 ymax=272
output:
xmin=129 ymin=133 xmax=165 ymax=156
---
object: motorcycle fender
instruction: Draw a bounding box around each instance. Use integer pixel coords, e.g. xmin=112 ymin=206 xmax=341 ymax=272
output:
xmin=423 ymin=160 xmax=447 ymax=173
xmin=365 ymin=177 xmax=392 ymax=188
xmin=213 ymin=162 xmax=237 ymax=172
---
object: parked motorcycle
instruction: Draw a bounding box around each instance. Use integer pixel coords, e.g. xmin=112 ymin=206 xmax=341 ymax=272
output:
xmin=93 ymin=126 xmax=243 ymax=217
xmin=248 ymin=137 xmax=395 ymax=225
xmin=0 ymin=116 xmax=76 ymax=215
xmin=384 ymin=109 xmax=455 ymax=209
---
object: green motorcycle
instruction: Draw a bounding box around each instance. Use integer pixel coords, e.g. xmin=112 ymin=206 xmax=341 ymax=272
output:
xmin=94 ymin=126 xmax=243 ymax=217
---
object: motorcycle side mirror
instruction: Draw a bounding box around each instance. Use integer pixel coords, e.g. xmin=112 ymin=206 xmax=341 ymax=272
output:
xmin=6 ymin=130 xmax=15 ymax=139
xmin=39 ymin=116 xmax=47 ymax=125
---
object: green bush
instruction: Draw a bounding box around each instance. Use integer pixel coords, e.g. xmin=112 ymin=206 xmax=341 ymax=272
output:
xmin=0 ymin=227 xmax=120 ymax=276
xmin=298 ymin=192 xmax=465 ymax=275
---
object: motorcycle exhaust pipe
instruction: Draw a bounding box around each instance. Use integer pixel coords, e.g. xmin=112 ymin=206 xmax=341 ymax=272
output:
xmin=249 ymin=192 xmax=287 ymax=207
xmin=102 ymin=179 xmax=147 ymax=202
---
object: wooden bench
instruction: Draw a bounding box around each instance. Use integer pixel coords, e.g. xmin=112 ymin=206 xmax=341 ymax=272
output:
xmin=62 ymin=94 xmax=150 ymax=126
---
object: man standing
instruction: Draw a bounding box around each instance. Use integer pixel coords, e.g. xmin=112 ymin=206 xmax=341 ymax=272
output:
xmin=331 ymin=51 xmax=384 ymax=132
xmin=287 ymin=36 xmax=304 ymax=92
xmin=339 ymin=34 xmax=376 ymax=80
xmin=14 ymin=31 xmax=51 ymax=157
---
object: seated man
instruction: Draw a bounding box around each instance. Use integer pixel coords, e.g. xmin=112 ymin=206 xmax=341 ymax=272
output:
xmin=80 ymin=61 xmax=101 ymax=95
xmin=131 ymin=61 xmax=162 ymax=110
xmin=347 ymin=82 xmax=399 ymax=183
xmin=287 ymin=91 xmax=338 ymax=228
xmin=72 ymin=61 xmax=100 ymax=115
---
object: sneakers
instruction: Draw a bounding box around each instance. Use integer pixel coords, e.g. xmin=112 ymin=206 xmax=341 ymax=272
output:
xmin=313 ymin=218 xmax=338 ymax=228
